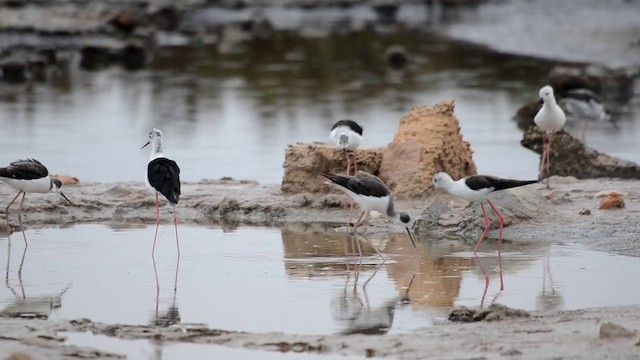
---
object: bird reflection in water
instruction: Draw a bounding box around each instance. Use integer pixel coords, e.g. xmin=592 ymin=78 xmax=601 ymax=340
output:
xmin=331 ymin=241 xmax=416 ymax=335
xmin=473 ymin=255 xmax=504 ymax=308
xmin=151 ymin=257 xmax=181 ymax=327
xmin=3 ymin=239 xmax=70 ymax=319
xmin=536 ymin=250 xmax=564 ymax=311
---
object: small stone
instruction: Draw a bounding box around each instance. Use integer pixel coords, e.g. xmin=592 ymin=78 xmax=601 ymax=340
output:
xmin=5 ymin=352 xmax=33 ymax=360
xmin=599 ymin=322 xmax=636 ymax=339
xmin=578 ymin=208 xmax=591 ymax=215
xmin=501 ymin=349 xmax=523 ymax=356
xmin=599 ymin=193 xmax=625 ymax=209
xmin=52 ymin=174 xmax=79 ymax=185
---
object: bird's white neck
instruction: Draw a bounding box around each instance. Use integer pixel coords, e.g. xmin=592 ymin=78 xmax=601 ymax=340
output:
xmin=149 ymin=138 xmax=164 ymax=160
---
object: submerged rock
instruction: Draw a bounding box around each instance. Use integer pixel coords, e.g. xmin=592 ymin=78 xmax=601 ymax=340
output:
xmin=379 ymin=101 xmax=476 ymax=198
xmin=414 ymin=185 xmax=546 ymax=242
xmin=281 ymin=142 xmax=383 ymax=193
xmin=521 ymin=127 xmax=640 ymax=180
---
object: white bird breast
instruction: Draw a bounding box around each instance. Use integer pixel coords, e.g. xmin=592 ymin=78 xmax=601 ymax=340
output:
xmin=329 ymin=126 xmax=362 ymax=151
xmin=0 ymin=176 xmax=52 ymax=193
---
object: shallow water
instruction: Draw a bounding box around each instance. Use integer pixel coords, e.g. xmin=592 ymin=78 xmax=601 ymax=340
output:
xmin=2 ymin=224 xmax=639 ymax=335
xmin=0 ymin=23 xmax=638 ymax=185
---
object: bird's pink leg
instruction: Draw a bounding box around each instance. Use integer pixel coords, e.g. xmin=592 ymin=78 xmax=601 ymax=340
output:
xmin=351 ymin=151 xmax=358 ymax=175
xmin=473 ymin=202 xmax=491 ymax=255
xmin=539 ymin=134 xmax=548 ymax=181
xmin=17 ymin=193 xmax=27 ymax=246
xmin=579 ymin=118 xmax=589 ymax=142
xmin=152 ymin=193 xmax=160 ymax=259
xmin=486 ymin=200 xmax=504 ymax=266
xmin=545 ymin=132 xmax=556 ymax=189
xmin=5 ymin=191 xmax=22 ymax=236
xmin=173 ymin=208 xmax=180 ymax=258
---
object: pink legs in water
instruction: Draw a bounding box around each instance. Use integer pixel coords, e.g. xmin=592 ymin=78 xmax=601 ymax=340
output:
xmin=152 ymin=192 xmax=180 ymax=260
xmin=5 ymin=191 xmax=28 ymax=246
xmin=474 ymin=200 xmax=504 ymax=264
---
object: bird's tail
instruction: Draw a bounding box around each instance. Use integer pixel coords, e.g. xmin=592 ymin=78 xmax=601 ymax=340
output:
xmin=493 ymin=178 xmax=539 ymax=191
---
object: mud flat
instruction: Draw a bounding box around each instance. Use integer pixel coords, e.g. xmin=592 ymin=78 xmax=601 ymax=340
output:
xmin=1 ymin=177 xmax=640 ymax=357
xmin=1 ymin=303 xmax=640 ymax=358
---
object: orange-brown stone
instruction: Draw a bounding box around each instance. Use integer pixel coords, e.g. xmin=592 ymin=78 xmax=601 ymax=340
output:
xmin=281 ymin=142 xmax=383 ymax=193
xmin=379 ymin=100 xmax=477 ymax=198
xmin=598 ymin=193 xmax=625 ymax=209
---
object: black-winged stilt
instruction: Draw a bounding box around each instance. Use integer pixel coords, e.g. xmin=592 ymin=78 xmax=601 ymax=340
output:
xmin=432 ymin=172 xmax=538 ymax=259
xmin=533 ymin=85 xmax=566 ymax=189
xmin=141 ymin=128 xmax=181 ymax=258
xmin=329 ymin=120 xmax=363 ymax=176
xmin=559 ymin=88 xmax=611 ymax=140
xmin=321 ymin=171 xmax=416 ymax=260
xmin=329 ymin=120 xmax=364 ymax=224
xmin=0 ymin=158 xmax=73 ymax=244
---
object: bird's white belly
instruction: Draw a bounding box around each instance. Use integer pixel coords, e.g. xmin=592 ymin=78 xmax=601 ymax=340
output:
xmin=534 ymin=106 xmax=566 ymax=132
xmin=0 ymin=176 xmax=51 ymax=193
xmin=352 ymin=194 xmax=390 ymax=214
xmin=450 ymin=183 xmax=492 ymax=202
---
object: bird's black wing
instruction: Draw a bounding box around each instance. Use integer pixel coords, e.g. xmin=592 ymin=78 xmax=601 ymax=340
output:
xmin=465 ymin=175 xmax=538 ymax=192
xmin=148 ymin=158 xmax=181 ymax=205
xmin=0 ymin=158 xmax=49 ymax=179
xmin=322 ymin=171 xmax=389 ymax=197
xmin=330 ymin=119 xmax=363 ymax=136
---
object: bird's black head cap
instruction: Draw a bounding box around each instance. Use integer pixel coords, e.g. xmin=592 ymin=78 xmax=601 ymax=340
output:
xmin=399 ymin=212 xmax=410 ymax=224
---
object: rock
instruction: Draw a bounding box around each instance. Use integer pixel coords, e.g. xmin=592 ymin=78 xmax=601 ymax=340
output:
xmin=120 ymin=43 xmax=147 ymax=70
xmin=385 ymin=45 xmax=408 ymax=69
xmin=378 ymin=101 xmax=476 ymax=198
xmin=0 ymin=50 xmax=49 ymax=83
xmin=421 ymin=185 xmax=547 ymax=242
xmin=281 ymin=142 xmax=383 ymax=193
xmin=448 ymin=304 xmax=529 ymax=323
xmin=52 ymin=175 xmax=79 ymax=185
xmin=521 ymin=127 xmax=640 ymax=180
xmin=150 ymin=6 xmax=181 ymax=31
xmin=578 ymin=208 xmax=591 ymax=216
xmin=599 ymin=193 xmax=625 ymax=210
xmin=4 ymin=352 xmax=33 ymax=360
xmin=599 ymin=322 xmax=636 ymax=339
xmin=513 ymin=99 xmax=542 ymax=131
xmin=412 ymin=199 xmax=451 ymax=238
xmin=372 ymin=3 xmax=399 ymax=24
xmin=109 ymin=10 xmax=145 ymax=34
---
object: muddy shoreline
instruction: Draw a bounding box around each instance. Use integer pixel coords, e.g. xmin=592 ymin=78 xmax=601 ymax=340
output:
xmin=1 ymin=178 xmax=640 ymax=357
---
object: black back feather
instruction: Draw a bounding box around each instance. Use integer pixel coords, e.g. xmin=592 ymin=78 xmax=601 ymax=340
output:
xmin=0 ymin=158 xmax=49 ymax=180
xmin=464 ymin=175 xmax=538 ymax=192
xmin=321 ymin=171 xmax=389 ymax=197
xmin=331 ymin=119 xmax=363 ymax=136
xmin=148 ymin=158 xmax=181 ymax=205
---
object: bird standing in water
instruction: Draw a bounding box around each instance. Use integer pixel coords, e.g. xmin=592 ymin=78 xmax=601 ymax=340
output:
xmin=432 ymin=172 xmax=538 ymax=261
xmin=322 ymin=171 xmax=416 ymax=262
xmin=329 ymin=120 xmax=363 ymax=223
xmin=142 ymin=129 xmax=181 ymax=258
xmin=0 ymin=158 xmax=73 ymax=244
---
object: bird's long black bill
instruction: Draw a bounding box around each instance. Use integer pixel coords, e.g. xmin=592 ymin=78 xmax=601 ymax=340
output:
xmin=60 ymin=191 xmax=74 ymax=206
xmin=405 ymin=227 xmax=416 ymax=248
xmin=140 ymin=141 xmax=150 ymax=150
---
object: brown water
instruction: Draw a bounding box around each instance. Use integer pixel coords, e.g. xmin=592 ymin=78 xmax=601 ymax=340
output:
xmin=2 ymin=224 xmax=639 ymax=335
xmin=0 ymin=26 xmax=637 ymax=185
